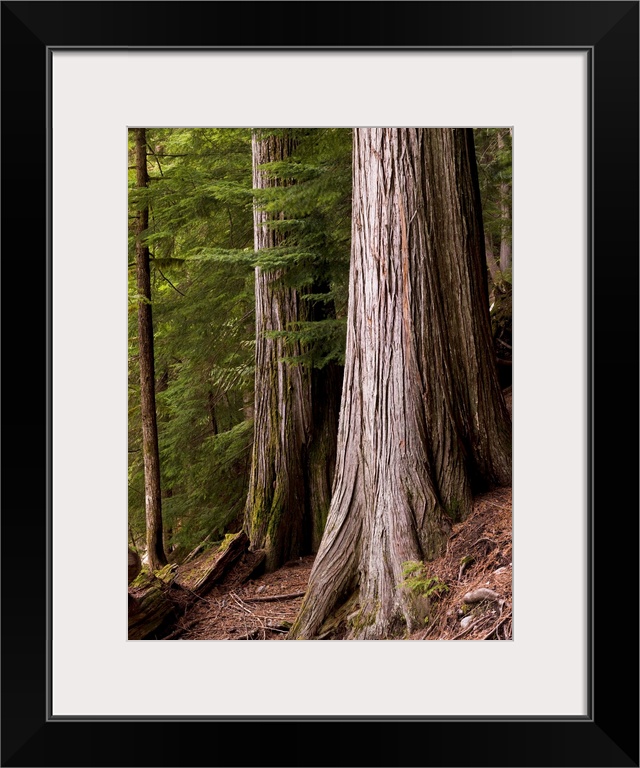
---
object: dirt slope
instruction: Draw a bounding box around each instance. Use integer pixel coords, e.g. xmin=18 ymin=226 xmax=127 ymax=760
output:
xmin=159 ymin=483 xmax=511 ymax=642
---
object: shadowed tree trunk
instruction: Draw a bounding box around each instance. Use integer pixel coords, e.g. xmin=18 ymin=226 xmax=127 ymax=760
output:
xmin=499 ymin=213 xmax=512 ymax=272
xmin=290 ymin=128 xmax=511 ymax=640
xmin=244 ymin=130 xmax=340 ymax=571
xmin=498 ymin=129 xmax=512 ymax=273
xmin=133 ymin=127 xmax=167 ymax=570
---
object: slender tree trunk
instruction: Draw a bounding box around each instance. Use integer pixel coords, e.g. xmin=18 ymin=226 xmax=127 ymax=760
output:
xmin=242 ymin=388 xmax=254 ymax=422
xmin=244 ymin=130 xmax=340 ymax=571
xmin=485 ymin=232 xmax=498 ymax=282
xmin=243 ymin=317 xmax=256 ymax=422
xmin=290 ymin=128 xmax=511 ymax=640
xmin=498 ymin=130 xmax=512 ymax=273
xmin=207 ymin=391 xmax=218 ymax=436
xmin=133 ymin=127 xmax=167 ymax=570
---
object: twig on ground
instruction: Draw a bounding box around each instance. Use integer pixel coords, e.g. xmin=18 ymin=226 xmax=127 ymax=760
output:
xmin=472 ymin=537 xmax=496 ymax=549
xmin=481 ymin=613 xmax=512 ymax=640
xmin=484 ymin=501 xmax=511 ymax=512
xmin=450 ymin=615 xmax=491 ymax=640
xmin=243 ymin=591 xmax=306 ymax=603
xmin=229 ymin=592 xmax=253 ymax=615
xmin=237 ymin=621 xmax=291 ymax=641
xmin=163 ymin=616 xmax=205 ymax=640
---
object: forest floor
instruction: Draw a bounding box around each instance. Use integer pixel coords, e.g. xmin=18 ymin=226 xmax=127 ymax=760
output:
xmin=162 ymin=491 xmax=512 ymax=641
xmin=158 ymin=388 xmax=513 ymax=642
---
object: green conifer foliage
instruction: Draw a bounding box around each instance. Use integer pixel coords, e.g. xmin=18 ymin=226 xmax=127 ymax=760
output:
xmin=128 ymin=128 xmax=255 ymax=557
xmin=128 ymin=127 xmax=511 ymax=563
xmin=474 ymin=128 xmax=512 ymax=383
xmin=128 ymin=128 xmax=353 ymax=559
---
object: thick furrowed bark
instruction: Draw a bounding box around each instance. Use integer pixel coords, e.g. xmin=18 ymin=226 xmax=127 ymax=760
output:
xmin=431 ymin=129 xmax=512 ymax=491
xmin=290 ymin=128 xmax=511 ymax=640
xmin=244 ymin=130 xmax=340 ymax=571
xmin=244 ymin=266 xmax=312 ymax=569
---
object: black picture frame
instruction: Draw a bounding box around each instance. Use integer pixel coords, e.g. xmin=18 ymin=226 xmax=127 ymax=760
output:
xmin=2 ymin=2 xmax=638 ymax=766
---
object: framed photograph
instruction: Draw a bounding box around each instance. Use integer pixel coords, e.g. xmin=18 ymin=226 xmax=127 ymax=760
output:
xmin=2 ymin=2 xmax=637 ymax=766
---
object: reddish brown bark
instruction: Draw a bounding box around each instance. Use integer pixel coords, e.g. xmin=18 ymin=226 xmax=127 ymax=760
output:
xmin=290 ymin=128 xmax=511 ymax=640
xmin=244 ymin=130 xmax=340 ymax=571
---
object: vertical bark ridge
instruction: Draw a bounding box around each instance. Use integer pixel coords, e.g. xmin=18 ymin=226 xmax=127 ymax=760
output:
xmin=244 ymin=130 xmax=341 ymax=570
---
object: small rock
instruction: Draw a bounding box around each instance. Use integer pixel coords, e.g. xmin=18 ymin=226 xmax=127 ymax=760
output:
xmin=256 ymin=585 xmax=266 ymax=594
xmin=460 ymin=616 xmax=474 ymax=629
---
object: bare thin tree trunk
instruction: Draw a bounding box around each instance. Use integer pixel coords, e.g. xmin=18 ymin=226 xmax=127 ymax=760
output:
xmin=290 ymin=128 xmax=511 ymax=640
xmin=498 ymin=129 xmax=512 ymax=273
xmin=133 ymin=127 xmax=167 ymax=570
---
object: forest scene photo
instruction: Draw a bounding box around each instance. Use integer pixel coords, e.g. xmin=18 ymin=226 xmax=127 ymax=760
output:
xmin=128 ymin=127 xmax=513 ymax=641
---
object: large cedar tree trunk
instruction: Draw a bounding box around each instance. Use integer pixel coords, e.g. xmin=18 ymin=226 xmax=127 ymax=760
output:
xmin=244 ymin=130 xmax=340 ymax=571
xmin=133 ymin=128 xmax=167 ymax=570
xmin=290 ymin=128 xmax=511 ymax=640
